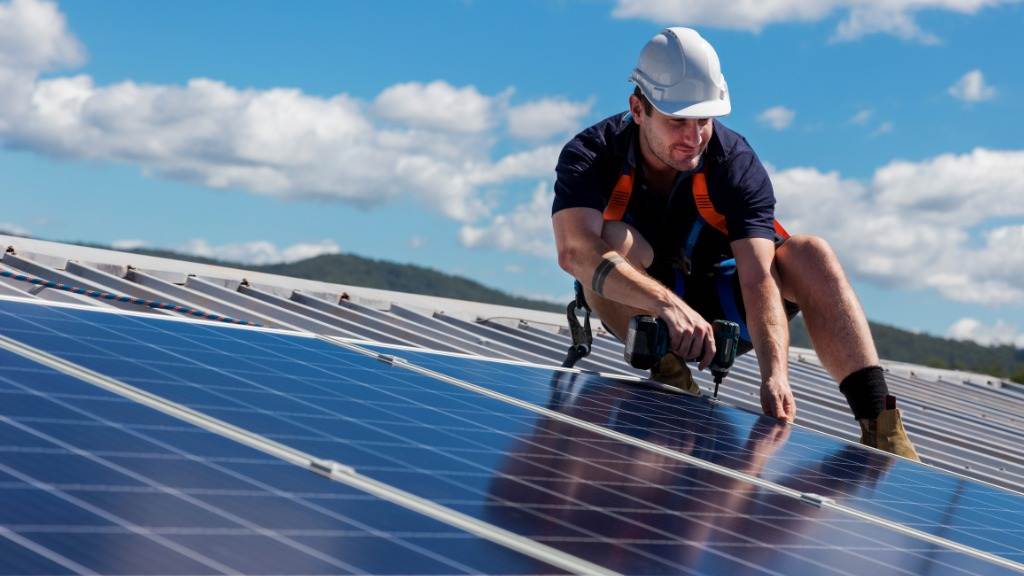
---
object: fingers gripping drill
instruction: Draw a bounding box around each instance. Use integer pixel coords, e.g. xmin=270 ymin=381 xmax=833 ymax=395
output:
xmin=624 ymin=316 xmax=740 ymax=398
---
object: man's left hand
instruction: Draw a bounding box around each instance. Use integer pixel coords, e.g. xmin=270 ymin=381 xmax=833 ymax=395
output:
xmin=760 ymin=378 xmax=796 ymax=422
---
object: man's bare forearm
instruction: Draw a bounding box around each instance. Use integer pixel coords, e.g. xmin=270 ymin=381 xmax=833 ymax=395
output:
xmin=741 ymin=274 xmax=790 ymax=383
xmin=568 ymin=240 xmax=673 ymax=315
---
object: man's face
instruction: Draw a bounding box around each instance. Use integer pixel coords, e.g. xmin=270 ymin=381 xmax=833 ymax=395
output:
xmin=630 ymin=95 xmax=713 ymax=173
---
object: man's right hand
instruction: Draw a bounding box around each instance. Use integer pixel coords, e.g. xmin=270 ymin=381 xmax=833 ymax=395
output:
xmin=656 ymin=300 xmax=716 ymax=370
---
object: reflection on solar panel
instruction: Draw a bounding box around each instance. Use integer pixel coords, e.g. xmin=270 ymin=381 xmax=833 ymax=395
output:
xmin=0 ymin=349 xmax=568 ymax=574
xmin=369 ymin=345 xmax=1024 ymax=556
xmin=0 ymin=297 xmax=1021 ymax=574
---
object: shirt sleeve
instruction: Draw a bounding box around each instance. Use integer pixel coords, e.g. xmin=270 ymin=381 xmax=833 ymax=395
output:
xmin=552 ymin=131 xmax=612 ymax=215
xmin=718 ymin=145 xmax=777 ymax=242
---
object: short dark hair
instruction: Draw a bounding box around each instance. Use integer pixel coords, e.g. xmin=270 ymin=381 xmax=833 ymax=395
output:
xmin=632 ymin=86 xmax=653 ymax=116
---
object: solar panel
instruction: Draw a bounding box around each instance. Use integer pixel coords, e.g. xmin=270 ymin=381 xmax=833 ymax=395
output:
xmin=0 ymin=344 xmax=566 ymax=574
xmin=0 ymin=298 xmax=1019 ymax=574
xmin=361 ymin=344 xmax=1024 ymax=562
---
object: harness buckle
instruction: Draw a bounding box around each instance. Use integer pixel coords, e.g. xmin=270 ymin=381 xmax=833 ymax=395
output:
xmin=561 ymin=281 xmax=593 ymax=368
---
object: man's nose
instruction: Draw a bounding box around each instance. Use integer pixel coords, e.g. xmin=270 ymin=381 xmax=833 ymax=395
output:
xmin=681 ymin=122 xmax=702 ymax=146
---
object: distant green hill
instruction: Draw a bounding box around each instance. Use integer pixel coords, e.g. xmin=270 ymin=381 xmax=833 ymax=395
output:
xmin=60 ymin=240 xmax=1024 ymax=384
xmin=789 ymin=317 xmax=1024 ymax=384
xmin=255 ymin=253 xmax=564 ymax=313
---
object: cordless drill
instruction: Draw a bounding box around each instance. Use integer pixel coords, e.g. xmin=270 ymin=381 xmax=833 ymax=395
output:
xmin=624 ymin=316 xmax=740 ymax=397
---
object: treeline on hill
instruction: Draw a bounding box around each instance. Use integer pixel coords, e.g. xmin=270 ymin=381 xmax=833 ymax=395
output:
xmin=789 ymin=318 xmax=1024 ymax=384
xmin=86 ymin=243 xmax=1024 ymax=384
xmin=125 ymin=248 xmax=565 ymax=314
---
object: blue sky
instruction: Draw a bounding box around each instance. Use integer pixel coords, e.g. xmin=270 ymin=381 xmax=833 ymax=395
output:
xmin=0 ymin=0 xmax=1022 ymax=346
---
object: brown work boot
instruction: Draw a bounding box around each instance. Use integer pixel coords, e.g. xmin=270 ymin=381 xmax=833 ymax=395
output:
xmin=858 ymin=395 xmax=920 ymax=462
xmin=650 ymin=354 xmax=701 ymax=396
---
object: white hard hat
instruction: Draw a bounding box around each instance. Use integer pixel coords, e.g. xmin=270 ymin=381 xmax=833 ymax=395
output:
xmin=630 ymin=27 xmax=731 ymax=118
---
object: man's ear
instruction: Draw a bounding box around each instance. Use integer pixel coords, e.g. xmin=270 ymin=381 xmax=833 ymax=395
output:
xmin=628 ymin=95 xmax=644 ymax=124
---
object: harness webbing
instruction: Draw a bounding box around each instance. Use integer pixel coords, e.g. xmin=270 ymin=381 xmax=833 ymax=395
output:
xmin=692 ymin=172 xmax=728 ymax=235
xmin=603 ymin=172 xmax=633 ymax=221
xmin=0 ymin=270 xmax=261 ymax=327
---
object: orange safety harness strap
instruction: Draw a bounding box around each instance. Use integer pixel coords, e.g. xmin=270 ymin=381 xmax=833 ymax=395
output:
xmin=603 ymin=171 xmax=633 ymax=221
xmin=602 ymin=166 xmax=790 ymax=239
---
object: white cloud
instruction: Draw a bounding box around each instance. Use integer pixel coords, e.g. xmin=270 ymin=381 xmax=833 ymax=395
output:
xmin=771 ymin=149 xmax=1024 ymax=305
xmin=948 ymin=69 xmax=997 ymax=102
xmin=612 ymin=0 xmax=1018 ymax=43
xmin=373 ymin=81 xmax=497 ymax=133
xmin=757 ymin=106 xmax=795 ymax=130
xmin=111 ymin=239 xmax=146 ymax=250
xmin=870 ymin=121 xmax=894 ymax=137
xmin=0 ymin=0 xmax=83 ymax=72
xmin=507 ymin=97 xmax=594 ymax=141
xmin=947 ymin=317 xmax=1024 ymax=348
xmin=0 ymin=221 xmax=30 ymax=236
xmin=849 ymin=109 xmax=873 ymax=125
xmin=177 ymin=238 xmax=342 ymax=266
xmin=459 ymin=181 xmax=555 ymax=258
xmin=0 ymin=0 xmax=565 ymax=225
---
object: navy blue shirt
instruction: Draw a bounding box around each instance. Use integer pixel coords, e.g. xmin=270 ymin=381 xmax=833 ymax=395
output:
xmin=553 ymin=112 xmax=778 ymax=281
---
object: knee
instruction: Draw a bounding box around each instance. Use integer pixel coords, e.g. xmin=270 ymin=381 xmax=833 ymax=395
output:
xmin=601 ymin=221 xmax=654 ymax=269
xmin=779 ymin=234 xmax=839 ymax=270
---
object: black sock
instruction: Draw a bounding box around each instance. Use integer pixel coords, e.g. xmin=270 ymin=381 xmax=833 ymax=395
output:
xmin=839 ymin=366 xmax=888 ymax=420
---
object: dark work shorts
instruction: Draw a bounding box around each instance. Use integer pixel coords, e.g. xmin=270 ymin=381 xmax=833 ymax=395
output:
xmin=677 ymin=268 xmax=801 ymax=356
xmin=584 ymin=271 xmax=801 ymax=357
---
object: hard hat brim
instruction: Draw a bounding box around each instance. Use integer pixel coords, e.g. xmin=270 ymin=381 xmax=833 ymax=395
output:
xmin=650 ymin=97 xmax=731 ymax=119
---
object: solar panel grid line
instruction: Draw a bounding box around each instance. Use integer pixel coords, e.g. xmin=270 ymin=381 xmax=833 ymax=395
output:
xmin=0 ymin=315 xmax=617 ymax=576
xmin=351 ymin=342 xmax=1024 ymax=569
xmin=0 ymin=525 xmax=97 ymax=575
xmin=332 ymin=338 xmax=830 ymax=503
xmin=0 ymin=331 xmax=330 ymax=470
xmin=2 ymin=377 xmax=593 ymax=575
xmin=0 ymin=414 xmax=368 ymax=574
xmin=327 ymin=344 xmax=1024 ymax=569
xmin=456 ymin=345 xmax=1024 ymax=501
xmin=0 ymin=379 xmax=553 ymax=576
xmin=237 ymin=283 xmax=415 ymax=348
xmin=85 ymin=339 xmax=644 ymax=574
xmin=315 ymin=454 xmax=620 ymax=576
xmin=0 ymin=297 xmax=978 ymax=569
xmin=9 ymin=291 xmax=1007 ymax=494
xmin=101 ymin=327 xmax=983 ymax=573
xmin=0 ymin=447 xmax=238 ymax=574
xmin=4 ymin=297 xmax=1019 ymax=569
xmin=0 ymin=363 xmax=583 ymax=574
xmin=290 ymin=291 xmax=468 ymax=355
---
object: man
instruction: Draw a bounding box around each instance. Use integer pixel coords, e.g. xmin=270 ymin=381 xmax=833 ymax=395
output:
xmin=551 ymin=27 xmax=919 ymax=460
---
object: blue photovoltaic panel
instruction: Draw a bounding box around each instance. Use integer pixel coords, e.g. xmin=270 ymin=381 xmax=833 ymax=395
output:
xmin=0 ymin=346 xmax=564 ymax=575
xmin=0 ymin=300 xmax=1015 ymax=575
xmin=365 ymin=345 xmax=1024 ymax=563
